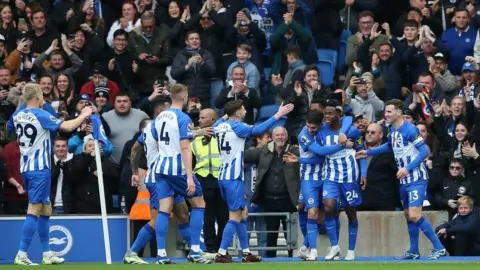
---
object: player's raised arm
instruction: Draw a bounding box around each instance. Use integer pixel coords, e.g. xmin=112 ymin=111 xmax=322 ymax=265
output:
xmin=251 ymin=103 xmax=294 ymax=135
xmin=338 ymin=116 xmax=353 ymax=144
xmin=59 ymin=106 xmax=94 ymax=132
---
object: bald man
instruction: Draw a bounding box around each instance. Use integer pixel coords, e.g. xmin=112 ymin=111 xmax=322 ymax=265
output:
xmin=365 ymin=123 xmax=383 ymax=148
xmin=192 ymin=109 xmax=228 ymax=252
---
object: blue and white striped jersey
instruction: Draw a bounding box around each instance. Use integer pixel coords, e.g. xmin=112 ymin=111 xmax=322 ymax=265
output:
xmin=152 ymin=108 xmax=193 ymax=176
xmin=298 ymin=126 xmax=323 ymax=181
xmin=11 ymin=108 xmax=63 ymax=173
xmin=317 ymin=123 xmax=361 ymax=183
xmin=137 ymin=122 xmax=158 ymax=167
xmin=387 ymin=121 xmax=428 ymax=185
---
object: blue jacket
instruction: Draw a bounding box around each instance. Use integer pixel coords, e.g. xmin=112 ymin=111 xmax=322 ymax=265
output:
xmin=437 ymin=208 xmax=480 ymax=237
xmin=441 ymin=27 xmax=477 ymax=75
xmin=68 ymin=133 xmax=113 ymax=157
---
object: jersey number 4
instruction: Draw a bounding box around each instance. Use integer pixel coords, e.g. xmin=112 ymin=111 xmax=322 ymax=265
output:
xmin=218 ymin=133 xmax=231 ymax=154
xmin=159 ymin=122 xmax=170 ymax=145
xmin=16 ymin=124 xmax=38 ymax=147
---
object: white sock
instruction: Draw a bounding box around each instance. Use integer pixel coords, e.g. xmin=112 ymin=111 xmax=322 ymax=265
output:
xmin=311 ymin=248 xmax=317 ymax=253
xmin=218 ymin=248 xmax=227 ymax=255
xmin=157 ymin=249 xmax=167 ymax=257
xmin=242 ymin=248 xmax=250 ymax=253
xmin=191 ymin=244 xmax=201 ymax=252
xmin=17 ymin=251 xmax=27 ymax=257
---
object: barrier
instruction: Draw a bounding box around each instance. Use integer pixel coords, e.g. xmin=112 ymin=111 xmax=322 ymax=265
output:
xmin=0 ymin=215 xmax=129 ymax=263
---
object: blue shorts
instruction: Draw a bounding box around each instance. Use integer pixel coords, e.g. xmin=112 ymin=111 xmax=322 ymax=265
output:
xmin=219 ymin=180 xmax=245 ymax=211
xmin=298 ymin=188 xmax=305 ymax=204
xmin=322 ymin=180 xmax=362 ymax=207
xmin=302 ymin=180 xmax=324 ymax=210
xmin=22 ymin=170 xmax=51 ymax=205
xmin=400 ymin=180 xmax=427 ymax=209
xmin=156 ymin=174 xmax=203 ymax=200
xmin=146 ymin=183 xmax=185 ymax=209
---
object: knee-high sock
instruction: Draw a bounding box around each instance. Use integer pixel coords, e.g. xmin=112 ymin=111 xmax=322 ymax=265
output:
xmin=348 ymin=220 xmax=358 ymax=251
xmin=324 ymin=215 xmax=338 ymax=246
xmin=407 ymin=221 xmax=420 ymax=254
xmin=131 ymin=223 xmax=155 ymax=253
xmin=19 ymin=214 xmax=38 ymax=253
xmin=37 ymin=215 xmax=51 ymax=253
xmin=306 ymin=219 xmax=318 ymax=249
xmin=299 ymin=211 xmax=308 ymax=247
xmin=218 ymin=220 xmax=238 ymax=254
xmin=155 ymin=211 xmax=170 ymax=257
xmin=189 ymin=208 xmax=205 ymax=252
xmin=236 ymin=219 xmax=249 ymax=251
xmin=335 ymin=214 xmax=340 ymax=241
xmin=416 ymin=217 xmax=443 ymax=250
xmin=178 ymin=223 xmax=191 ymax=244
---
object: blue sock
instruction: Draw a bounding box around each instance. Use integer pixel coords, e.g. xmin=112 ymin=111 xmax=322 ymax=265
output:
xmin=236 ymin=219 xmax=249 ymax=250
xmin=416 ymin=217 xmax=444 ymax=250
xmin=335 ymin=215 xmax=340 ymax=241
xmin=407 ymin=221 xmax=420 ymax=254
xmin=155 ymin=211 xmax=170 ymax=252
xmin=131 ymin=223 xmax=155 ymax=253
xmin=200 ymin=231 xmax=207 ymax=251
xmin=37 ymin=215 xmax=51 ymax=253
xmin=324 ymin=215 xmax=338 ymax=246
xmin=219 ymin=220 xmax=238 ymax=250
xmin=348 ymin=221 xmax=358 ymax=251
xmin=178 ymin=223 xmax=191 ymax=245
xmin=190 ymin=208 xmax=204 ymax=249
xmin=19 ymin=214 xmax=38 ymax=252
xmin=299 ymin=211 xmax=307 ymax=242
xmin=306 ymin=219 xmax=318 ymax=249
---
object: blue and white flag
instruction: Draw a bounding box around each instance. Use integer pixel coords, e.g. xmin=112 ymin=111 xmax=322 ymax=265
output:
xmin=90 ymin=114 xmax=108 ymax=146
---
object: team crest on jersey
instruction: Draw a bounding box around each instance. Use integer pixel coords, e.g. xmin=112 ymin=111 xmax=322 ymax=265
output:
xmin=300 ymin=135 xmax=310 ymax=144
xmin=458 ymin=186 xmax=466 ymax=195
xmin=50 ymin=115 xmax=61 ymax=124
xmin=307 ymin=198 xmax=314 ymax=205
xmin=187 ymin=123 xmax=194 ymax=130
xmin=413 ymin=134 xmax=423 ymax=145
xmin=355 ymin=137 xmax=363 ymax=145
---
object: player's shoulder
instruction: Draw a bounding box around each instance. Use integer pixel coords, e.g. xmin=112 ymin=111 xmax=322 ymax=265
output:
xmin=230 ymin=120 xmax=251 ymax=129
xmin=401 ymin=121 xmax=419 ymax=135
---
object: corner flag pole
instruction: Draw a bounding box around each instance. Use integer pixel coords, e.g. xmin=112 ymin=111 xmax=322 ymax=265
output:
xmin=94 ymin=140 xmax=112 ymax=264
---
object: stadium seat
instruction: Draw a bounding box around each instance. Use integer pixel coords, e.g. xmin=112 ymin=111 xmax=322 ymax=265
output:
xmin=316 ymin=49 xmax=338 ymax=69
xmin=257 ymin=104 xmax=279 ymax=122
xmin=316 ymin=49 xmax=338 ymax=86
xmin=269 ymin=117 xmax=287 ymax=132
xmin=338 ymin=29 xmax=352 ymax=73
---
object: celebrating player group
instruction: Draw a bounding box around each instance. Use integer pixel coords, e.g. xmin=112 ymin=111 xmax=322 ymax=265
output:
xmin=10 ymin=81 xmax=446 ymax=265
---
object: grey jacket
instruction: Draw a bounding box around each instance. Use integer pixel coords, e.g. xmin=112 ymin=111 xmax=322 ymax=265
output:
xmin=346 ymin=88 xmax=384 ymax=122
xmin=244 ymin=142 xmax=300 ymax=207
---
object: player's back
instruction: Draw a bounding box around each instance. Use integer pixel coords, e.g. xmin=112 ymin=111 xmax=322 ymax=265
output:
xmin=214 ymin=120 xmax=248 ymax=181
xmin=298 ymin=126 xmax=323 ymax=181
xmin=318 ymin=123 xmax=358 ymax=183
xmin=12 ymin=108 xmax=60 ymax=173
xmin=388 ymin=121 xmax=428 ymax=184
xmin=153 ymin=108 xmax=193 ymax=176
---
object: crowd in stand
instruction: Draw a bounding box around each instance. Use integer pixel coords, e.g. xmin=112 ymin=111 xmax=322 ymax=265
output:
xmin=0 ymin=0 xmax=480 ymax=257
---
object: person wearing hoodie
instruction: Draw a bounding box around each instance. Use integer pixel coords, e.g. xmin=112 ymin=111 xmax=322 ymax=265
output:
xmin=436 ymin=196 xmax=480 ymax=256
xmin=346 ymin=72 xmax=384 ymax=122
xmin=225 ymin=44 xmax=261 ymax=91
xmin=434 ymin=159 xmax=475 ymax=220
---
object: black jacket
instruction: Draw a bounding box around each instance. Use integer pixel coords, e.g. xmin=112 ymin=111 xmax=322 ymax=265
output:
xmin=214 ymin=87 xmax=261 ymax=125
xmin=436 ymin=208 xmax=480 ymax=247
xmin=51 ymin=157 xmax=74 ymax=214
xmin=171 ymin=47 xmax=216 ymax=106
xmin=434 ymin=176 xmax=475 ymax=219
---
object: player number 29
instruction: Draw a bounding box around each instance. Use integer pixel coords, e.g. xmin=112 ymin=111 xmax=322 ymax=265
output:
xmin=16 ymin=123 xmax=37 ymax=147
xmin=346 ymin=190 xmax=358 ymax=202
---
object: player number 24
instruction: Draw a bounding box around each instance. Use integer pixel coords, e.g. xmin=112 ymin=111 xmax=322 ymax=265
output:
xmin=346 ymin=190 xmax=359 ymax=202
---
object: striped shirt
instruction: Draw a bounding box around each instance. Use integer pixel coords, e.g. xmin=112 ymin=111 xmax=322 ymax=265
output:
xmin=298 ymin=126 xmax=323 ymax=181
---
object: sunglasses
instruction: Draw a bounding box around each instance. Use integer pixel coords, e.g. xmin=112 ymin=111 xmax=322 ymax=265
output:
xmin=366 ymin=130 xmax=376 ymax=135
xmin=449 ymin=166 xmax=462 ymax=171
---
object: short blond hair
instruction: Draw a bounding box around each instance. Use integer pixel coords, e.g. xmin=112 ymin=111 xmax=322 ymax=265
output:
xmin=170 ymin=84 xmax=188 ymax=100
xmin=22 ymin=83 xmax=43 ymax=102
xmin=457 ymin=196 xmax=474 ymax=208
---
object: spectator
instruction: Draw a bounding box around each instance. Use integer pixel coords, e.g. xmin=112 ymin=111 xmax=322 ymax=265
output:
xmin=51 ymin=136 xmax=74 ymax=215
xmin=68 ymin=0 xmax=106 ymax=49
xmin=215 ymin=65 xmax=261 ymax=125
xmin=4 ymin=34 xmax=34 ymax=84
xmin=358 ymin=123 xmax=399 ymax=211
xmin=107 ymin=1 xmax=141 ymax=48
xmin=433 ymin=95 xmax=474 ymax=139
xmin=135 ymin=0 xmax=158 ymax=18
xmin=38 ymin=74 xmax=55 ymax=104
xmin=80 ymin=63 xmax=121 ymax=104
xmin=271 ymin=45 xmax=305 ymax=98
xmin=52 ymin=0 xmax=83 ymax=34
xmin=307 ymin=0 xmax=343 ymax=50
xmin=458 ymin=59 xmax=480 ymax=101
xmin=436 ymin=196 xmax=480 ymax=256
xmin=53 ymin=72 xmax=76 ymax=109
xmin=191 ymin=108 xmax=228 ymax=253
xmin=343 ymin=0 xmax=379 ymax=34
xmin=2 ymin=140 xmax=27 ymax=215
xmin=434 ymin=159 xmax=475 ymax=220
xmin=0 ymin=4 xmax=18 ymax=53
xmin=29 ymin=9 xmax=58 ymax=54
xmin=346 ymin=73 xmax=384 ymax=122
xmin=245 ymin=126 xmax=299 ymax=258
xmin=245 ymin=0 xmax=274 ymax=50
xmin=441 ymin=8 xmax=476 ymax=76
xmin=102 ymin=93 xmax=149 ymax=174
xmin=0 ymin=67 xmax=16 ymax=121
xmin=398 ymin=19 xmax=420 ymax=47
xmin=69 ymin=136 xmax=117 ymax=214
xmin=267 ymin=0 xmax=312 ymax=30
xmin=226 ymin=44 xmax=261 ymax=91
xmin=429 ymin=53 xmax=458 ymax=101
xmin=404 ymin=72 xmax=445 ymax=120
xmin=171 ymin=30 xmax=216 ymax=108
xmin=393 ymin=2 xmax=442 ymax=37
xmin=94 ymin=85 xmax=113 ymax=113
xmin=33 ymin=35 xmax=83 ymax=81
xmin=128 ymin=11 xmax=172 ymax=100
xmin=344 ymin=11 xmax=388 ymax=89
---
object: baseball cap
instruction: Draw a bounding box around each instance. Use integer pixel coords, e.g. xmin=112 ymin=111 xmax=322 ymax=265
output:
xmin=462 ymin=62 xmax=475 ymax=73
xmin=433 ymin=53 xmax=447 ymax=62
xmin=80 ymin=94 xmax=90 ymax=101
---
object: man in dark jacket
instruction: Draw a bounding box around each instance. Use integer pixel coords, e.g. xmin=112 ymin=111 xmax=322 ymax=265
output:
xmin=215 ymin=65 xmax=261 ymax=125
xmin=171 ymin=30 xmax=216 ymax=108
xmin=51 ymin=137 xmax=74 ymax=214
xmin=128 ymin=11 xmax=172 ymax=98
xmin=245 ymin=127 xmax=300 ymax=257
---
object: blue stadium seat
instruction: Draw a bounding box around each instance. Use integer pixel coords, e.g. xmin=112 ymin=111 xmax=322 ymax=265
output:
xmin=338 ymin=29 xmax=352 ymax=72
xmin=316 ymin=49 xmax=338 ymax=69
xmin=269 ymin=117 xmax=287 ymax=132
xmin=264 ymin=67 xmax=272 ymax=81
xmin=257 ymin=104 xmax=279 ymax=122
xmin=316 ymin=49 xmax=338 ymax=86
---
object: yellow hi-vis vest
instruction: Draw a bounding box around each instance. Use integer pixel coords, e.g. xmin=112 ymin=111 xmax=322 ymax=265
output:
xmin=129 ymin=169 xmax=151 ymax=220
xmin=191 ymin=136 xmax=220 ymax=178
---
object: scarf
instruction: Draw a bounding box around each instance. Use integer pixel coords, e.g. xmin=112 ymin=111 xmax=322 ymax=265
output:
xmin=418 ymin=85 xmax=433 ymax=120
xmin=186 ymin=47 xmax=201 ymax=56
xmin=283 ymin=60 xmax=305 ymax=88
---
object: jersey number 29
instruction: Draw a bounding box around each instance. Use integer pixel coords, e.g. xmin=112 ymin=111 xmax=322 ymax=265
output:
xmin=16 ymin=123 xmax=37 ymax=147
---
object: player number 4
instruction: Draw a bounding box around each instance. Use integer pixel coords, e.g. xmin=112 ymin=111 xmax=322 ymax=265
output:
xmin=159 ymin=122 xmax=170 ymax=145
xmin=218 ymin=133 xmax=231 ymax=154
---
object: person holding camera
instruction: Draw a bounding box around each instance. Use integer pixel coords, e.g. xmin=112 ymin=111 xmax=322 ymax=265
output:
xmin=346 ymin=72 xmax=384 ymax=122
